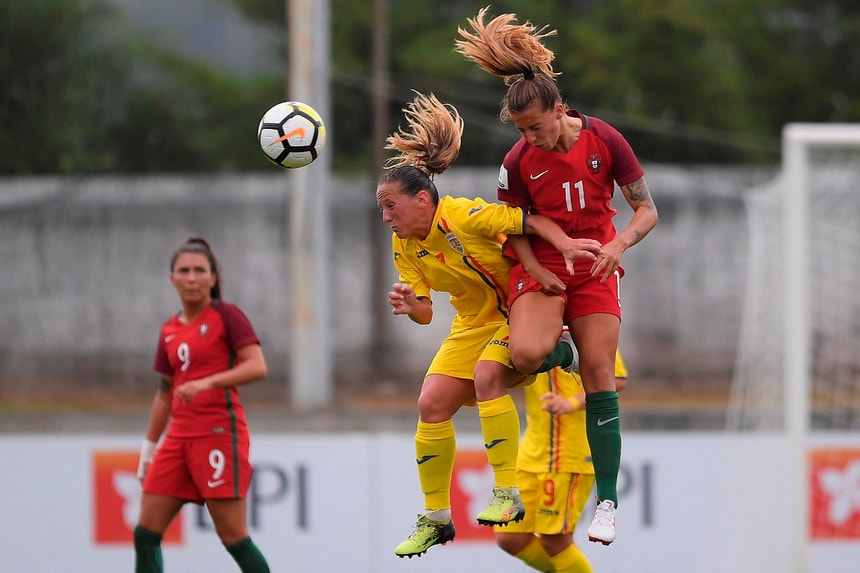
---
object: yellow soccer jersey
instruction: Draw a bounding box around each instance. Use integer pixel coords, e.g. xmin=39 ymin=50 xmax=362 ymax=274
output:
xmin=517 ymin=351 xmax=628 ymax=474
xmin=391 ymin=195 xmax=526 ymax=330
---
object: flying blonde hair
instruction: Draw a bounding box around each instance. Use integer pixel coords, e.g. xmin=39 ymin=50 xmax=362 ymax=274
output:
xmin=455 ymin=6 xmax=563 ymax=121
xmin=455 ymin=6 xmax=559 ymax=84
xmin=384 ymin=91 xmax=464 ymax=178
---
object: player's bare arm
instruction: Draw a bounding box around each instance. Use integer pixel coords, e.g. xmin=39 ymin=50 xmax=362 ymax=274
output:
xmin=591 ymin=177 xmax=658 ymax=282
xmin=146 ymin=379 xmax=172 ymax=440
xmin=525 ymin=213 xmax=601 ymax=275
xmin=507 ymin=234 xmax=566 ymax=294
xmin=617 ymin=177 xmax=658 ymax=248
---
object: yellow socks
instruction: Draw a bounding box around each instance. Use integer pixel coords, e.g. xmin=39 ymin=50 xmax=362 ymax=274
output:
xmin=477 ymin=394 xmax=520 ymax=488
xmin=512 ymin=537 xmax=553 ymax=571
xmin=415 ymin=419 xmax=456 ymax=510
xmin=512 ymin=537 xmax=592 ymax=573
xmin=550 ymin=543 xmax=593 ymax=573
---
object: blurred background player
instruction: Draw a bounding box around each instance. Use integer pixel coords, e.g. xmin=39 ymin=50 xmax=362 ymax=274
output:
xmin=134 ymin=236 xmax=270 ymax=573
xmin=495 ymin=350 xmax=629 ymax=572
xmin=378 ymin=92 xmax=600 ymax=558
xmin=456 ymin=7 xmax=658 ymax=545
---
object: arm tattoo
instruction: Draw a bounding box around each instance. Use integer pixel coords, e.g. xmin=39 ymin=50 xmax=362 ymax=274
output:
xmin=626 ymin=178 xmax=648 ymax=202
xmin=159 ymin=377 xmax=171 ymax=393
xmin=625 ymin=178 xmax=654 ymax=247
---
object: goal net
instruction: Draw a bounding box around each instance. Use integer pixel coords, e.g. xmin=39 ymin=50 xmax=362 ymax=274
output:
xmin=727 ymin=124 xmax=860 ymax=571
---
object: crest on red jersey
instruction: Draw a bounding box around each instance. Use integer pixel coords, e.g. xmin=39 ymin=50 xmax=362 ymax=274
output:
xmin=586 ymin=154 xmax=603 ymax=174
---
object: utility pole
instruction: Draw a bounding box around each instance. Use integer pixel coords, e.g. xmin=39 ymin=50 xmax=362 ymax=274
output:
xmin=286 ymin=0 xmax=332 ymax=408
xmin=370 ymin=0 xmax=393 ymax=375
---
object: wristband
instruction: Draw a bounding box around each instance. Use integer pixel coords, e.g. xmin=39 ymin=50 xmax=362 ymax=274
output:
xmin=137 ymin=439 xmax=158 ymax=480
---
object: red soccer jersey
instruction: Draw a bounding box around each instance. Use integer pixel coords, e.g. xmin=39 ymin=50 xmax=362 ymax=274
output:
xmin=498 ymin=110 xmax=644 ymax=272
xmin=152 ymin=301 xmax=259 ymax=439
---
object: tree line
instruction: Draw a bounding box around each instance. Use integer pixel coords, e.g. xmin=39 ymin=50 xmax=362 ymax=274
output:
xmin=2 ymin=0 xmax=858 ymax=174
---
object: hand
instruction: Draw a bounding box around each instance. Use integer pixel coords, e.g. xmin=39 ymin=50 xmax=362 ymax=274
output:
xmin=591 ymin=241 xmax=622 ymax=283
xmin=173 ymin=379 xmax=208 ymax=404
xmin=388 ymin=283 xmax=416 ymax=315
xmin=527 ymin=265 xmax=565 ymax=295
xmin=557 ymin=238 xmax=602 ymax=276
xmin=540 ymin=392 xmax=576 ymax=415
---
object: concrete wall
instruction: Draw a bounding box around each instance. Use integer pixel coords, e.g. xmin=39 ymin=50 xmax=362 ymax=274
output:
xmin=0 ymin=166 xmax=774 ymax=402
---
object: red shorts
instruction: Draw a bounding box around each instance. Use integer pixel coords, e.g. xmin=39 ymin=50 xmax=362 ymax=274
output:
xmin=509 ymin=264 xmax=622 ymax=323
xmin=142 ymin=433 xmax=252 ymax=504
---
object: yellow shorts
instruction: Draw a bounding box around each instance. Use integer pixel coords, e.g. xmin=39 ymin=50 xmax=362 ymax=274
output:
xmin=426 ymin=321 xmax=513 ymax=380
xmin=496 ymin=470 xmax=595 ymax=535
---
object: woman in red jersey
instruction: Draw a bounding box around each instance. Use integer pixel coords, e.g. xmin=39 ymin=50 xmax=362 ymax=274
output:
xmin=133 ymin=236 xmax=270 ymax=573
xmin=457 ymin=8 xmax=658 ymax=547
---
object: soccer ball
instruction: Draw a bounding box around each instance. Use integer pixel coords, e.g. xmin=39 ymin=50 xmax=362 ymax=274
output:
xmin=257 ymin=101 xmax=326 ymax=168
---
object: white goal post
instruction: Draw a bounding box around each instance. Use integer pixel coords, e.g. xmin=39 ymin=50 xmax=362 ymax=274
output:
xmin=727 ymin=123 xmax=860 ymax=573
xmin=730 ymin=123 xmax=860 ymax=573
xmin=784 ymin=124 xmax=860 ymax=573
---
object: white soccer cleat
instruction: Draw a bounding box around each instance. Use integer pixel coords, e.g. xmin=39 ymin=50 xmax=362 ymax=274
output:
xmin=559 ymin=329 xmax=580 ymax=374
xmin=588 ymin=499 xmax=617 ymax=545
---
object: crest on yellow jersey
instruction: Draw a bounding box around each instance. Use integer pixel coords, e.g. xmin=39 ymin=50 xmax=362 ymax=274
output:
xmin=446 ymin=232 xmax=465 ymax=255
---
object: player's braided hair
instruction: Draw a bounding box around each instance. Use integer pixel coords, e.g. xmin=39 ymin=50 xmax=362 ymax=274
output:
xmin=170 ymin=235 xmax=222 ymax=301
xmin=455 ymin=6 xmax=562 ymax=122
xmin=379 ymin=91 xmax=464 ymax=204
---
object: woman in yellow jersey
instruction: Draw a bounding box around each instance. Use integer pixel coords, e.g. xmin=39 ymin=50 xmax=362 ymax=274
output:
xmin=378 ymin=92 xmax=602 ymax=559
xmin=494 ymin=351 xmax=628 ymax=573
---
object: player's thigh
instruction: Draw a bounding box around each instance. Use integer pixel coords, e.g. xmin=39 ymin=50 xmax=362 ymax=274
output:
xmin=569 ymin=313 xmax=619 ymax=392
xmin=509 ymin=293 xmax=565 ymax=361
xmin=475 ymin=323 xmax=529 ymax=394
xmin=569 ymin=313 xmax=619 ymax=356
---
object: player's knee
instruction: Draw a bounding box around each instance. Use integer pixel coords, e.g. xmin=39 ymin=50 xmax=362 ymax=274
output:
xmin=495 ymin=532 xmax=523 ymax=555
xmin=509 ymin=346 xmax=544 ymax=375
xmin=538 ymin=533 xmax=572 ymax=557
xmin=219 ymin=533 xmax=247 ymax=548
xmin=215 ymin=523 xmax=250 ymax=548
xmin=416 ymin=391 xmax=459 ymax=422
xmin=580 ymin=362 xmax=616 ymax=392
xmin=473 ymin=366 xmax=507 ymax=400
xmin=133 ymin=525 xmax=162 ymax=549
